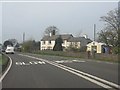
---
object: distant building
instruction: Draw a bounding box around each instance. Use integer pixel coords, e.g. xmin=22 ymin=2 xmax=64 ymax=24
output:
xmin=68 ymin=37 xmax=92 ymax=49
xmin=40 ymin=34 xmax=92 ymax=50
xmin=86 ymin=41 xmax=106 ymax=53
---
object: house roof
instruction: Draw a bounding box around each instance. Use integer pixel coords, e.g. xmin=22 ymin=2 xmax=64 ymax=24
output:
xmin=87 ymin=41 xmax=106 ymax=46
xmin=41 ymin=34 xmax=92 ymax=45
xmin=68 ymin=37 xmax=92 ymax=42
xmin=41 ymin=34 xmax=73 ymax=41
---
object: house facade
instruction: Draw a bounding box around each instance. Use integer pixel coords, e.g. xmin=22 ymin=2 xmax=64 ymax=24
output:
xmin=41 ymin=34 xmax=73 ymax=50
xmin=86 ymin=41 xmax=106 ymax=53
xmin=40 ymin=34 xmax=92 ymax=50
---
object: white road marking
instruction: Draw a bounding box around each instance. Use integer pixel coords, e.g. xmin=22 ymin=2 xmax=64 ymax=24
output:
xmin=18 ymin=54 xmax=120 ymax=89
xmin=15 ymin=61 xmax=46 ymax=66
xmin=16 ymin=62 xmax=23 ymax=65
xmin=22 ymin=62 xmax=30 ymax=65
xmin=55 ymin=60 xmax=85 ymax=63
xmin=29 ymin=61 xmax=45 ymax=65
xmin=72 ymin=60 xmax=85 ymax=62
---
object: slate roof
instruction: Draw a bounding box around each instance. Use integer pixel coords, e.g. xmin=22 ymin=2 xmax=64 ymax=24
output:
xmin=68 ymin=37 xmax=92 ymax=43
xmin=68 ymin=37 xmax=92 ymax=46
xmin=41 ymin=34 xmax=92 ymax=46
xmin=41 ymin=34 xmax=73 ymax=41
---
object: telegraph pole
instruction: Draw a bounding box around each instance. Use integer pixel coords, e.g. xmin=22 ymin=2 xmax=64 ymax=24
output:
xmin=93 ymin=24 xmax=96 ymax=58
xmin=94 ymin=24 xmax=96 ymax=41
xmin=23 ymin=32 xmax=25 ymax=43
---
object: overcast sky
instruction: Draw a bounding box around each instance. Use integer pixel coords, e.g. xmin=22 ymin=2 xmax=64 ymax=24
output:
xmin=0 ymin=0 xmax=118 ymax=43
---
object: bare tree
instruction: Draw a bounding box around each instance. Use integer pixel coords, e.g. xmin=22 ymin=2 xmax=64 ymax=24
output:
xmin=44 ymin=26 xmax=59 ymax=36
xmin=100 ymin=8 xmax=119 ymax=32
xmin=98 ymin=8 xmax=119 ymax=47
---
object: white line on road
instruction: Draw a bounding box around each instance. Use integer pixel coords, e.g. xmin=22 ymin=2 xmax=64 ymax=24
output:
xmin=55 ymin=60 xmax=85 ymax=63
xmin=16 ymin=61 xmax=46 ymax=66
xmin=18 ymin=54 xmax=120 ymax=89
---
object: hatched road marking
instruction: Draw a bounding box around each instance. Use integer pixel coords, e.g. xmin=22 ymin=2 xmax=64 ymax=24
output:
xmin=16 ymin=61 xmax=46 ymax=66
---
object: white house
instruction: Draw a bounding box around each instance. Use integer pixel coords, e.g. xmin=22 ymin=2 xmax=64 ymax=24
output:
xmin=40 ymin=34 xmax=92 ymax=50
xmin=86 ymin=41 xmax=106 ymax=53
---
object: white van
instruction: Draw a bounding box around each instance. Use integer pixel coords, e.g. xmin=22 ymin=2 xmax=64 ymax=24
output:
xmin=5 ymin=45 xmax=14 ymax=54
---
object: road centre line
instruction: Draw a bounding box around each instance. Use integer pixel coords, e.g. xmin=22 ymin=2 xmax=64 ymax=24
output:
xmin=18 ymin=54 xmax=120 ymax=89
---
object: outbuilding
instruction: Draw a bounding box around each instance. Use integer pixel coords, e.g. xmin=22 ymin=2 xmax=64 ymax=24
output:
xmin=86 ymin=41 xmax=106 ymax=53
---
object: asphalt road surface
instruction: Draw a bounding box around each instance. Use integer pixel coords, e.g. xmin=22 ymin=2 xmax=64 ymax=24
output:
xmin=2 ymin=53 xmax=119 ymax=89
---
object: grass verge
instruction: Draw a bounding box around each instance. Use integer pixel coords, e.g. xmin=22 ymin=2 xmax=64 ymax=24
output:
xmin=33 ymin=50 xmax=118 ymax=63
xmin=0 ymin=54 xmax=9 ymax=74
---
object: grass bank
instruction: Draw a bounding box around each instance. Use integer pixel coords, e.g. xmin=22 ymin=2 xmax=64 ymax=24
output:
xmin=0 ymin=54 xmax=9 ymax=74
xmin=0 ymin=54 xmax=2 ymax=64
xmin=33 ymin=50 xmax=118 ymax=63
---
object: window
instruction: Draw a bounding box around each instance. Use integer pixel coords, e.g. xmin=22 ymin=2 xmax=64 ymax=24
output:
xmin=49 ymin=40 xmax=51 ymax=44
xmin=43 ymin=41 xmax=45 ymax=45
xmin=47 ymin=46 xmax=52 ymax=50
xmin=63 ymin=40 xmax=65 ymax=44
xmin=75 ymin=42 xmax=78 ymax=47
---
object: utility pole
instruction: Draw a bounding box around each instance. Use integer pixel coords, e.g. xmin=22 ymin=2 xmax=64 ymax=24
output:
xmin=22 ymin=32 xmax=25 ymax=51
xmin=94 ymin=24 xmax=96 ymax=41
xmin=23 ymin=32 xmax=25 ymax=43
xmin=93 ymin=24 xmax=96 ymax=58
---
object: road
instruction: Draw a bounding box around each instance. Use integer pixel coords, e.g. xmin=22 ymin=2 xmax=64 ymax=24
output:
xmin=2 ymin=53 xmax=119 ymax=89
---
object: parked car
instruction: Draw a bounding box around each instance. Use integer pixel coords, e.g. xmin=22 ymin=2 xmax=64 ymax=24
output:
xmin=5 ymin=45 xmax=14 ymax=54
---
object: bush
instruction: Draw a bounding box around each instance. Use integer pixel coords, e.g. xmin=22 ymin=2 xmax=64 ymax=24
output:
xmin=53 ymin=36 xmax=63 ymax=51
xmin=80 ymin=46 xmax=87 ymax=52
xmin=112 ymin=47 xmax=119 ymax=54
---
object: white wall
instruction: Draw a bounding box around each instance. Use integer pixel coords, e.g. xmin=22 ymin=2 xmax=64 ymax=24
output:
xmin=41 ymin=40 xmax=81 ymax=50
xmin=41 ymin=41 xmax=55 ymax=50
xmin=86 ymin=42 xmax=103 ymax=53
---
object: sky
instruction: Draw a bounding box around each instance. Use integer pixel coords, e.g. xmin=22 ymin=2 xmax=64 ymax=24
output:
xmin=0 ymin=0 xmax=118 ymax=44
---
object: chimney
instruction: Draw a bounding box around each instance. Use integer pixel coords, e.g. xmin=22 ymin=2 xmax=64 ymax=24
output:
xmin=52 ymin=30 xmax=55 ymax=35
xmin=50 ymin=30 xmax=55 ymax=37
xmin=83 ymin=34 xmax=88 ymax=38
xmin=50 ymin=32 xmax=52 ymax=37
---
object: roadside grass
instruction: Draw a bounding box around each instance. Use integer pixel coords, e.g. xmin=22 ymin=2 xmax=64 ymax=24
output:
xmin=0 ymin=54 xmax=2 ymax=65
xmin=0 ymin=54 xmax=2 ymax=74
xmin=34 ymin=51 xmax=86 ymax=58
xmin=33 ymin=50 xmax=119 ymax=63
xmin=0 ymin=54 xmax=9 ymax=65
xmin=94 ymin=53 xmax=119 ymax=63
xmin=0 ymin=54 xmax=9 ymax=74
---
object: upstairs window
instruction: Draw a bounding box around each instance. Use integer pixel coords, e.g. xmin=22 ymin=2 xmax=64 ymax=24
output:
xmin=43 ymin=41 xmax=45 ymax=45
xmin=49 ymin=40 xmax=51 ymax=44
xmin=63 ymin=40 xmax=66 ymax=44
